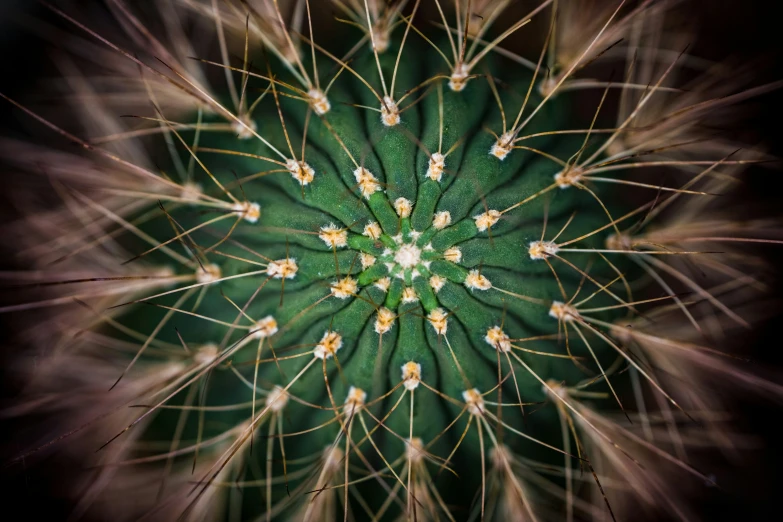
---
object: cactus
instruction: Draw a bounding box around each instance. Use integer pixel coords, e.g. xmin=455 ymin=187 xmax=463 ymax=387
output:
xmin=1 ymin=1 xmax=782 ymax=521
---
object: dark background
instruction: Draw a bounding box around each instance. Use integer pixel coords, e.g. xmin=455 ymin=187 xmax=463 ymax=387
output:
xmin=1 ymin=1 xmax=782 ymax=520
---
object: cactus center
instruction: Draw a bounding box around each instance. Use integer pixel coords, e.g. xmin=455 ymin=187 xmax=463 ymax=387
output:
xmin=392 ymin=241 xmax=422 ymax=269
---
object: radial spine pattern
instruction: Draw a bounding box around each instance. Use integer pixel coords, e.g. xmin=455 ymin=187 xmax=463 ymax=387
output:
xmin=1 ymin=1 xmax=782 ymax=521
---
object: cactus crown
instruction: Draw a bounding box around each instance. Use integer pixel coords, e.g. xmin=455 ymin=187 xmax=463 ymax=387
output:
xmin=116 ymin=8 xmax=616 ymax=517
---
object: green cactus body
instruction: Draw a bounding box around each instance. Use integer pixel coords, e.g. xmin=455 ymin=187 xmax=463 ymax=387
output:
xmin=108 ymin=35 xmax=619 ymax=519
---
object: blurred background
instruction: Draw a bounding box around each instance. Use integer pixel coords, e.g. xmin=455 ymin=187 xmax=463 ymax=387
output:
xmin=1 ymin=1 xmax=781 ymax=520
